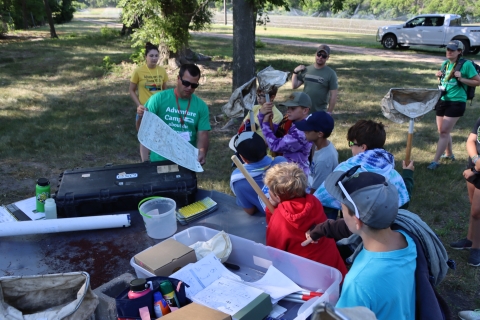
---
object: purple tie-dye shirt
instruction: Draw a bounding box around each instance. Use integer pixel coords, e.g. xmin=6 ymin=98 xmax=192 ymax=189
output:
xmin=258 ymin=112 xmax=312 ymax=175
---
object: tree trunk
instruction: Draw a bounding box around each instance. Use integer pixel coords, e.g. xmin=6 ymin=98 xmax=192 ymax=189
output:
xmin=20 ymin=0 xmax=27 ymax=29
xmin=232 ymin=0 xmax=256 ymax=91
xmin=42 ymin=0 xmax=58 ymax=38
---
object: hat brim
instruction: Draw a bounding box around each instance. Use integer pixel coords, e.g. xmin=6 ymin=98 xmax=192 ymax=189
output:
xmin=294 ymin=120 xmax=312 ymax=131
xmin=446 ymin=44 xmax=460 ymax=50
xmin=279 ymin=101 xmax=309 ymax=108
xmin=324 ymin=171 xmax=349 ymax=204
xmin=228 ymin=134 xmax=238 ymax=152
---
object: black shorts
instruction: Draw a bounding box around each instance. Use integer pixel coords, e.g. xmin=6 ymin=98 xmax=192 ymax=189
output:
xmin=466 ymin=160 xmax=480 ymax=189
xmin=435 ymin=100 xmax=466 ymax=117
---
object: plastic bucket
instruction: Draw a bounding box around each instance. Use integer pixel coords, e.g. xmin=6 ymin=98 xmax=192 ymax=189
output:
xmin=138 ymin=197 xmax=177 ymax=239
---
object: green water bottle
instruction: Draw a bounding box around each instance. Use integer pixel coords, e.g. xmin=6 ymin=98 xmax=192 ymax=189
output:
xmin=36 ymin=178 xmax=50 ymax=213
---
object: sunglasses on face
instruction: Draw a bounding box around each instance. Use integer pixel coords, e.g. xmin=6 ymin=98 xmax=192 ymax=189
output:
xmin=348 ymin=141 xmax=361 ymax=147
xmin=180 ymin=77 xmax=199 ymax=89
xmin=316 ymin=52 xmax=328 ymax=59
xmin=335 ymin=165 xmax=362 ymax=219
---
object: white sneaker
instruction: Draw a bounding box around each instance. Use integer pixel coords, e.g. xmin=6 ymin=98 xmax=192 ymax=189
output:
xmin=459 ymin=309 xmax=480 ymax=320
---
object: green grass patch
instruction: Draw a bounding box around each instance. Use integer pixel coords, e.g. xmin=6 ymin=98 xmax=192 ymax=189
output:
xmin=1 ymin=16 xmax=479 ymax=314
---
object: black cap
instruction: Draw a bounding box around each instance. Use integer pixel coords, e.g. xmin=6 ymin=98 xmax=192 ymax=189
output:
xmin=130 ymin=278 xmax=148 ymax=292
xmin=234 ymin=132 xmax=267 ymax=162
xmin=37 ymin=178 xmax=50 ymax=186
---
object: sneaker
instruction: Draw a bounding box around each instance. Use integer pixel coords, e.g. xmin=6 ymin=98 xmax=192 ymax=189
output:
xmin=427 ymin=161 xmax=441 ymax=170
xmin=440 ymin=153 xmax=456 ymax=161
xmin=468 ymin=248 xmax=480 ymax=267
xmin=450 ymin=238 xmax=472 ymax=250
xmin=459 ymin=309 xmax=480 ymax=320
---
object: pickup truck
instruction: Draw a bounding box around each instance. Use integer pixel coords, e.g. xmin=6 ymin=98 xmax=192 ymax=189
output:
xmin=376 ymin=14 xmax=480 ymax=54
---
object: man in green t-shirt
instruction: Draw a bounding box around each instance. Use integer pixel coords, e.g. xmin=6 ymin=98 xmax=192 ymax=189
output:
xmin=136 ymin=64 xmax=211 ymax=165
xmin=291 ymin=44 xmax=338 ymax=113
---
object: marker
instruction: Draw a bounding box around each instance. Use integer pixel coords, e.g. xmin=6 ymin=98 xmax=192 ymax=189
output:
xmin=282 ymin=297 xmax=306 ymax=303
xmin=301 ymin=238 xmax=313 ymax=246
xmin=286 ymin=294 xmax=315 ymax=301
xmin=297 ymin=291 xmax=323 ymax=297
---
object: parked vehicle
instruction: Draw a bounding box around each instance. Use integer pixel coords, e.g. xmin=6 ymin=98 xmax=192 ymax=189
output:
xmin=376 ymin=14 xmax=480 ymax=54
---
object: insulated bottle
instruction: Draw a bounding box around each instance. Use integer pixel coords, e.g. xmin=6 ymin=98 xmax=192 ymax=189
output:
xmin=35 ymin=178 xmax=50 ymax=213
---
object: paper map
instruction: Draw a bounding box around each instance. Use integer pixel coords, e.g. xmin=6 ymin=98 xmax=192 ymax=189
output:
xmin=138 ymin=111 xmax=203 ymax=172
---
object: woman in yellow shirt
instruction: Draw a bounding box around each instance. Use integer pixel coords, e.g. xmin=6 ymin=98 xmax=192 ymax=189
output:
xmin=129 ymin=42 xmax=168 ymax=162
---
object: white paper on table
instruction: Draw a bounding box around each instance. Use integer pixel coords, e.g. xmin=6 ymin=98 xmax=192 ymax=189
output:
xmin=0 ymin=206 xmax=16 ymax=223
xmin=192 ymin=277 xmax=263 ymax=315
xmin=171 ymin=253 xmax=241 ymax=299
xmin=138 ymin=111 xmax=203 ymax=172
xmin=15 ymin=197 xmax=45 ymax=220
xmin=246 ymin=265 xmax=303 ymax=304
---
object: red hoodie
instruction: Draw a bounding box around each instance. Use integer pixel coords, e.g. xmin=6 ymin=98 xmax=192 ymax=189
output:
xmin=266 ymin=194 xmax=347 ymax=278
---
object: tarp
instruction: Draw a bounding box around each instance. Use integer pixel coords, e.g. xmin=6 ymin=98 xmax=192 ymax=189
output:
xmin=221 ymin=77 xmax=256 ymax=118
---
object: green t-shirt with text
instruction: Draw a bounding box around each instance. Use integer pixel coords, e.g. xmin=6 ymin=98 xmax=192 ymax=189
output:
xmin=297 ymin=65 xmax=338 ymax=111
xmin=144 ymin=89 xmax=211 ymax=162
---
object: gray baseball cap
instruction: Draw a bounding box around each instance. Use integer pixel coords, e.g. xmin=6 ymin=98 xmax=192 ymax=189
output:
xmin=317 ymin=44 xmax=331 ymax=55
xmin=279 ymin=92 xmax=312 ymax=108
xmin=324 ymin=168 xmax=399 ymax=229
xmin=446 ymin=40 xmax=464 ymax=51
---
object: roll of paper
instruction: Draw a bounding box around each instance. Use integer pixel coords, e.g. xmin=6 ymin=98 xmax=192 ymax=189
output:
xmin=0 ymin=214 xmax=131 ymax=237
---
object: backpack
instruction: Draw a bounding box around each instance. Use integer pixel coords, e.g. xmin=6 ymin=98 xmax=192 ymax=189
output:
xmin=454 ymin=58 xmax=480 ymax=105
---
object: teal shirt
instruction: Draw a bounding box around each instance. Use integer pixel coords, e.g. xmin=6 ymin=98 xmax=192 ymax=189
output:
xmin=440 ymin=59 xmax=478 ymax=102
xmin=144 ymin=89 xmax=211 ymax=162
xmin=336 ymin=230 xmax=416 ymax=320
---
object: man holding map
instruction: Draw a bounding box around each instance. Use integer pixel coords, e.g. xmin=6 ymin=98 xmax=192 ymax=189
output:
xmin=136 ymin=64 xmax=211 ymax=165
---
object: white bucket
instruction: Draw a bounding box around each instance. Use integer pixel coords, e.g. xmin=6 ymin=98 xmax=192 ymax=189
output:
xmin=138 ymin=197 xmax=177 ymax=239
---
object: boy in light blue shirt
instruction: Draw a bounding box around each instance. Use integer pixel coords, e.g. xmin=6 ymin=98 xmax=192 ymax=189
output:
xmin=324 ymin=167 xmax=416 ymax=320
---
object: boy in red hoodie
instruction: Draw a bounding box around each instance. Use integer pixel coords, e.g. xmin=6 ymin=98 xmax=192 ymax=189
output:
xmin=264 ymin=162 xmax=347 ymax=278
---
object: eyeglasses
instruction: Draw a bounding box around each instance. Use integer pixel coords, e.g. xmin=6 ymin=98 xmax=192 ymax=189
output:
xmin=348 ymin=141 xmax=361 ymax=147
xmin=335 ymin=165 xmax=362 ymax=219
xmin=180 ymin=77 xmax=199 ymax=89
xmin=316 ymin=52 xmax=328 ymax=59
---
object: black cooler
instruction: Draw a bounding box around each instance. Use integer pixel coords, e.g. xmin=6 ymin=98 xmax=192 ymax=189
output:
xmin=55 ymin=161 xmax=197 ymax=217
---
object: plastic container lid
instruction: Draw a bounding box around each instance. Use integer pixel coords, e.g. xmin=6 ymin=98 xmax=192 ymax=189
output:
xmin=130 ymin=278 xmax=148 ymax=292
xmin=159 ymin=281 xmax=174 ymax=295
xmin=37 ymin=178 xmax=50 ymax=186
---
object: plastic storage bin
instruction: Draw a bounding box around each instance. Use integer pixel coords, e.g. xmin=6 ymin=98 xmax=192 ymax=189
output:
xmin=130 ymin=226 xmax=342 ymax=320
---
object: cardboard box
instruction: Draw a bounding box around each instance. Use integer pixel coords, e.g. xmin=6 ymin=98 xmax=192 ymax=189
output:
xmin=159 ymin=302 xmax=231 ymax=320
xmin=134 ymin=239 xmax=197 ymax=276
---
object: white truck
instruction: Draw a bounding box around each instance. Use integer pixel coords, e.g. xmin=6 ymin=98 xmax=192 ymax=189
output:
xmin=376 ymin=14 xmax=480 ymax=54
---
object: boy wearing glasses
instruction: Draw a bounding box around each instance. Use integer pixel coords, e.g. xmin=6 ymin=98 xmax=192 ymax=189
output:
xmin=137 ymin=64 xmax=210 ymax=165
xmin=264 ymin=162 xmax=347 ymax=277
xmin=258 ymin=92 xmax=313 ymax=175
xmin=291 ymin=44 xmax=338 ymax=114
xmin=324 ymin=169 xmax=416 ymax=319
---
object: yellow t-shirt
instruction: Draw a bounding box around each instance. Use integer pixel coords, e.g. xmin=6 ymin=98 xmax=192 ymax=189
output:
xmin=130 ymin=64 xmax=168 ymax=104
xmin=243 ymin=104 xmax=283 ymax=141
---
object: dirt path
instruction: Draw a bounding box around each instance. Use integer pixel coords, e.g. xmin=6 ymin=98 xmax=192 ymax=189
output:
xmin=193 ymin=32 xmax=445 ymax=65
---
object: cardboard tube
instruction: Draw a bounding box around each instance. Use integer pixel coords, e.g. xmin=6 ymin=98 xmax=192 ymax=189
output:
xmin=0 ymin=214 xmax=131 ymax=237
xmin=231 ymin=155 xmax=275 ymax=213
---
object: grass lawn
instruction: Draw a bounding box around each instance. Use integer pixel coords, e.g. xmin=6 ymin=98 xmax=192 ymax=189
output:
xmin=1 ymin=15 xmax=479 ymax=314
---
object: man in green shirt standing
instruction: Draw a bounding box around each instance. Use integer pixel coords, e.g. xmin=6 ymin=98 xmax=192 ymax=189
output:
xmin=291 ymin=44 xmax=338 ymax=114
xmin=136 ymin=64 xmax=211 ymax=165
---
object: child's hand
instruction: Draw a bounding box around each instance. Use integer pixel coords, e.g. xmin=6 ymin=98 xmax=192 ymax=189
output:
xmin=263 ymin=113 xmax=272 ymax=123
xmin=304 ymin=230 xmax=318 ymax=244
xmin=464 ymin=168 xmax=475 ymax=180
xmin=268 ymin=190 xmax=280 ymax=208
xmin=260 ymin=102 xmax=273 ymax=115
xmin=402 ymin=160 xmax=414 ymax=171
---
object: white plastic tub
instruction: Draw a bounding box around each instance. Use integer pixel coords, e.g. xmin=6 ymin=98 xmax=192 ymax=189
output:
xmin=130 ymin=226 xmax=342 ymax=320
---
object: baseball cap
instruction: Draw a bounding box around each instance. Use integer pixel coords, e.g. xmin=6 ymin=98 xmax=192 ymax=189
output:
xmin=446 ymin=40 xmax=464 ymax=51
xmin=279 ymin=92 xmax=312 ymax=109
xmin=317 ymin=44 xmax=331 ymax=55
xmin=232 ymin=131 xmax=266 ymax=162
xmin=324 ymin=166 xmax=399 ymax=229
xmin=295 ymin=111 xmax=334 ymax=133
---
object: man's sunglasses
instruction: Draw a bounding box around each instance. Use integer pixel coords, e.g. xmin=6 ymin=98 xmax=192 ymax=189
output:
xmin=316 ymin=52 xmax=328 ymax=59
xmin=335 ymin=165 xmax=362 ymax=219
xmin=348 ymin=141 xmax=360 ymax=147
xmin=180 ymin=77 xmax=199 ymax=89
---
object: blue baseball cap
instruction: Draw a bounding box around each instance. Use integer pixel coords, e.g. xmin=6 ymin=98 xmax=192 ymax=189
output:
xmin=295 ymin=111 xmax=334 ymax=133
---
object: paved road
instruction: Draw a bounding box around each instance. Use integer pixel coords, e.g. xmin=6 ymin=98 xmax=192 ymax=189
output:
xmin=76 ymin=18 xmax=444 ymax=65
xmin=193 ymin=32 xmax=445 ymax=65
